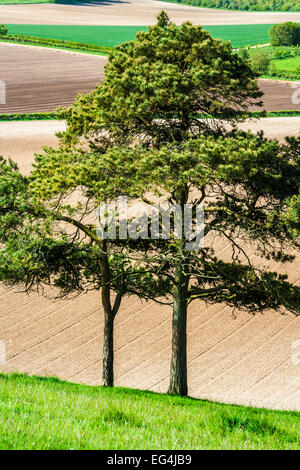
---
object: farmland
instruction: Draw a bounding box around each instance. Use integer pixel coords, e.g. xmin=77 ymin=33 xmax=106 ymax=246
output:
xmin=0 ymin=121 xmax=299 ymax=409
xmin=0 ymin=0 xmax=49 ymax=3
xmin=0 ymin=1 xmax=299 ymax=453
xmin=4 ymin=23 xmax=272 ymax=48
xmin=0 ymin=42 xmax=299 ymax=114
xmin=1 ymin=1 xmax=300 ymax=25
xmin=160 ymin=0 xmax=300 ymax=13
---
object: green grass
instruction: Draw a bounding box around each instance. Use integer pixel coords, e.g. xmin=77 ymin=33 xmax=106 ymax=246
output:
xmin=250 ymin=110 xmax=300 ymax=117
xmin=0 ymin=0 xmax=101 ymax=2
xmin=0 ymin=372 xmax=299 ymax=450
xmin=273 ymin=56 xmax=300 ymax=72
xmin=4 ymin=24 xmax=272 ymax=49
xmin=0 ymin=112 xmax=57 ymax=121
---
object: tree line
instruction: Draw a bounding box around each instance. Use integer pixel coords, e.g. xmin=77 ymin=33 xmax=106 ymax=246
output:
xmin=0 ymin=12 xmax=299 ymax=395
xmin=162 ymin=0 xmax=300 ymax=12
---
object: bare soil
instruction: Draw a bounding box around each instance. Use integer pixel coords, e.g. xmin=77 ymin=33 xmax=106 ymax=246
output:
xmin=1 ymin=44 xmax=300 ymax=114
xmin=1 ymin=0 xmax=300 ymax=25
xmin=0 ymin=43 xmax=106 ymax=114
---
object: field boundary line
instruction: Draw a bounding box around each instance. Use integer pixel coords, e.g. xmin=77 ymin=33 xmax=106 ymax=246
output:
xmin=0 ymin=39 xmax=108 ymax=58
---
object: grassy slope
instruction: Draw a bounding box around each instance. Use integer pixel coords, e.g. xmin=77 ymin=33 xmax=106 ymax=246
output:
xmin=273 ymin=56 xmax=300 ymax=71
xmin=0 ymin=373 xmax=299 ymax=450
xmin=4 ymin=24 xmax=272 ymax=48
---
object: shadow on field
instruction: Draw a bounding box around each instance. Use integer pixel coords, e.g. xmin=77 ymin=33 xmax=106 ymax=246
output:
xmin=54 ymin=0 xmax=130 ymax=5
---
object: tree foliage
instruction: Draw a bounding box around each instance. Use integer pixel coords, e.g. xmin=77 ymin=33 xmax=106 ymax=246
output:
xmin=79 ymin=132 xmax=300 ymax=311
xmin=0 ymin=25 xmax=7 ymax=36
xmin=58 ymin=16 xmax=262 ymax=148
xmin=57 ymin=129 xmax=299 ymax=395
xmin=269 ymin=22 xmax=300 ymax=46
xmin=159 ymin=0 xmax=300 ymax=12
xmin=53 ymin=13 xmax=299 ymax=396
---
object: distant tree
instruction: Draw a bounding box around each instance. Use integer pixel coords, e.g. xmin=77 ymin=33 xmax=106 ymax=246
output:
xmin=269 ymin=22 xmax=300 ymax=46
xmin=250 ymin=49 xmax=271 ymax=75
xmin=0 ymin=25 xmax=8 ymax=36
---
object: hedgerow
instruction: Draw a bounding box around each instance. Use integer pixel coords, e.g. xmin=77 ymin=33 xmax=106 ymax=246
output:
xmin=0 ymin=34 xmax=112 ymax=55
xmin=0 ymin=112 xmax=57 ymax=121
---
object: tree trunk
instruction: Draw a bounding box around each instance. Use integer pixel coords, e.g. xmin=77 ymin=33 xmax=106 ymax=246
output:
xmin=100 ymin=239 xmax=115 ymax=387
xmin=102 ymin=308 xmax=114 ymax=387
xmin=168 ymin=265 xmax=188 ymax=396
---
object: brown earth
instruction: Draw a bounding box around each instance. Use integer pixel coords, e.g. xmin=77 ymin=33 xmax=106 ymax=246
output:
xmin=259 ymin=79 xmax=300 ymax=112
xmin=2 ymin=0 xmax=300 ymax=25
xmin=1 ymin=44 xmax=300 ymax=114
xmin=0 ymin=43 xmax=106 ymax=114
xmin=0 ymin=120 xmax=299 ymax=410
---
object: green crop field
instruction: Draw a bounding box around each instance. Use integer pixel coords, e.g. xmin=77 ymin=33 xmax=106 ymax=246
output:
xmin=0 ymin=373 xmax=299 ymax=450
xmin=4 ymin=24 xmax=272 ymax=48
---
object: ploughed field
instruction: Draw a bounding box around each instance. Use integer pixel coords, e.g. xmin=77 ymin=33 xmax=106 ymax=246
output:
xmin=0 ymin=120 xmax=299 ymax=411
xmin=0 ymin=44 xmax=106 ymax=114
xmin=0 ymin=1 xmax=299 ymax=411
xmin=0 ymin=44 xmax=299 ymax=114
